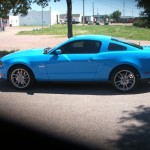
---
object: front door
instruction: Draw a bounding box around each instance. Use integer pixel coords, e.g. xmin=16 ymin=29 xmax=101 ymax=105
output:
xmin=47 ymin=40 xmax=102 ymax=81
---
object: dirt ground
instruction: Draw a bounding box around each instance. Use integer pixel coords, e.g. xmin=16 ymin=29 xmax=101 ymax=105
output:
xmin=0 ymin=26 xmax=150 ymax=51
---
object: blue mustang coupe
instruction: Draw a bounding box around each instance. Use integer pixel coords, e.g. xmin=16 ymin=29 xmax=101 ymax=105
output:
xmin=0 ymin=35 xmax=150 ymax=92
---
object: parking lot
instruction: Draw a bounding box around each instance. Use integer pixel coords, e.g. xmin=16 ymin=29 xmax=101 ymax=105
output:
xmin=1 ymin=80 xmax=150 ymax=150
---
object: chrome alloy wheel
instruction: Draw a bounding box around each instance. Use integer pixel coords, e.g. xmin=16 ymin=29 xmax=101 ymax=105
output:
xmin=10 ymin=68 xmax=30 ymax=89
xmin=114 ymin=70 xmax=136 ymax=92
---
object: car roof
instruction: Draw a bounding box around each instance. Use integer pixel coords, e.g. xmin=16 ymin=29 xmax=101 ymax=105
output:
xmin=69 ymin=34 xmax=111 ymax=41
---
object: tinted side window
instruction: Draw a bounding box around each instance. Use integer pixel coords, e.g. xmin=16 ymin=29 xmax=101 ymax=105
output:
xmin=83 ymin=40 xmax=101 ymax=53
xmin=108 ymin=43 xmax=127 ymax=51
xmin=61 ymin=40 xmax=101 ymax=54
xmin=61 ymin=42 xmax=74 ymax=54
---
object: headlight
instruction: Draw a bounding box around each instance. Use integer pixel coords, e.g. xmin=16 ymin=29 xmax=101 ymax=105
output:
xmin=0 ymin=61 xmax=3 ymax=67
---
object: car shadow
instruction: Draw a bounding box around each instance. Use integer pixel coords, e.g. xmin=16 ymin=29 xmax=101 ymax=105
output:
xmin=0 ymin=79 xmax=150 ymax=95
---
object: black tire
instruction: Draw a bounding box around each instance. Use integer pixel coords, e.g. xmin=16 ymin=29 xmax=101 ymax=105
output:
xmin=111 ymin=66 xmax=140 ymax=92
xmin=9 ymin=66 xmax=35 ymax=89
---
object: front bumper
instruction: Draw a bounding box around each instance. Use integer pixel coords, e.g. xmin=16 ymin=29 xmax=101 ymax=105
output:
xmin=0 ymin=73 xmax=5 ymax=79
xmin=0 ymin=67 xmax=6 ymax=79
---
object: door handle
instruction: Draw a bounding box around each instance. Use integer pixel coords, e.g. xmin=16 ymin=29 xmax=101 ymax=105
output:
xmin=88 ymin=57 xmax=95 ymax=62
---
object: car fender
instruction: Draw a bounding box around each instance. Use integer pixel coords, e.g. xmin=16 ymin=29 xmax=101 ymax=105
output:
xmin=95 ymin=54 xmax=142 ymax=81
xmin=7 ymin=58 xmax=48 ymax=81
xmin=6 ymin=58 xmax=33 ymax=78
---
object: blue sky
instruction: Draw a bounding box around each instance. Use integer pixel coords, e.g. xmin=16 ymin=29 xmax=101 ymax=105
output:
xmin=31 ymin=0 xmax=143 ymax=17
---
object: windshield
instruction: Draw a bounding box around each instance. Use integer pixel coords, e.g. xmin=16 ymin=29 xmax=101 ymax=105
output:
xmin=111 ymin=38 xmax=143 ymax=50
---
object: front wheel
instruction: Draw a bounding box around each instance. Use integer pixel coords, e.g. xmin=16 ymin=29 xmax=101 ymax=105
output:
xmin=111 ymin=67 xmax=139 ymax=92
xmin=9 ymin=66 xmax=34 ymax=89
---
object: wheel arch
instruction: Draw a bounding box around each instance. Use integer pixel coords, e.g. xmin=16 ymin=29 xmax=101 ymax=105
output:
xmin=109 ymin=64 xmax=140 ymax=81
xmin=7 ymin=64 xmax=35 ymax=81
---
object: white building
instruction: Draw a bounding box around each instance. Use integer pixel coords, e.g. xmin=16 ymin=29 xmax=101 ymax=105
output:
xmin=83 ymin=16 xmax=94 ymax=23
xmin=9 ymin=16 xmax=19 ymax=26
xmin=59 ymin=14 xmax=81 ymax=23
xmin=19 ymin=10 xmax=58 ymax=26
xmin=7 ymin=12 xmax=84 ymax=26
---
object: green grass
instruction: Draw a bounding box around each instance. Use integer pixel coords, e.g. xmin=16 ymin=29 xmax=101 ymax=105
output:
xmin=17 ymin=24 xmax=150 ymax=41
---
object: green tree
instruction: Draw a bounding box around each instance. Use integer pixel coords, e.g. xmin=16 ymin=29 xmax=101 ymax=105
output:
xmin=136 ymin=0 xmax=150 ymax=24
xmin=66 ymin=0 xmax=73 ymax=38
xmin=53 ymin=0 xmax=73 ymax=38
xmin=34 ymin=0 xmax=50 ymax=8
xmin=110 ymin=10 xmax=121 ymax=22
xmin=0 ymin=0 xmax=32 ymax=18
xmin=0 ymin=0 xmax=73 ymax=38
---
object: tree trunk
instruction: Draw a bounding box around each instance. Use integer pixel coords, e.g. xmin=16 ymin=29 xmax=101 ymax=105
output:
xmin=66 ymin=0 xmax=73 ymax=38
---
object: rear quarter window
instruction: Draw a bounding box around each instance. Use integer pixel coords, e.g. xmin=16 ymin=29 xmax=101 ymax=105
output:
xmin=108 ymin=43 xmax=127 ymax=51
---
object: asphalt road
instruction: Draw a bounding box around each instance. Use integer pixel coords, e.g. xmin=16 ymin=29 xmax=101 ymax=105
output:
xmin=1 ymin=79 xmax=150 ymax=150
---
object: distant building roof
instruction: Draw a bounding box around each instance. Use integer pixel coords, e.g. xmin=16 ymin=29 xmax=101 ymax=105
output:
xmin=93 ymin=14 xmax=108 ymax=18
xmin=60 ymin=14 xmax=80 ymax=18
xmin=121 ymin=16 xmax=135 ymax=19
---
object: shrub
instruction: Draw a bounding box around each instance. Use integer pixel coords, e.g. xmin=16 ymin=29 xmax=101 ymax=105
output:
xmin=133 ymin=19 xmax=150 ymax=28
xmin=0 ymin=50 xmax=19 ymax=58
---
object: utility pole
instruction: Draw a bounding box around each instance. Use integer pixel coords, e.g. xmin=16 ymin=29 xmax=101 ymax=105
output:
xmin=93 ymin=2 xmax=95 ymax=23
xmin=0 ymin=18 xmax=2 ymax=29
xmin=123 ymin=0 xmax=125 ymax=16
xmin=42 ymin=6 xmax=43 ymax=29
xmin=97 ymin=8 xmax=99 ymax=15
xmin=50 ymin=7 xmax=51 ymax=27
xmin=0 ymin=4 xmax=2 ymax=30
xmin=83 ymin=0 xmax=85 ymax=25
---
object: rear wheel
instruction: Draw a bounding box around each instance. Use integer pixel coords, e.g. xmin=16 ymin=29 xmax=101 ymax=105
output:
xmin=111 ymin=67 xmax=139 ymax=92
xmin=9 ymin=66 xmax=34 ymax=89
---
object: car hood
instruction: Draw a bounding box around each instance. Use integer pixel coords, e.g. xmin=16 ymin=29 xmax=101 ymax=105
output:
xmin=1 ymin=48 xmax=45 ymax=61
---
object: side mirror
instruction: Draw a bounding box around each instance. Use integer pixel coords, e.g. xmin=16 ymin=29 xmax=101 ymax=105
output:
xmin=55 ymin=49 xmax=62 ymax=55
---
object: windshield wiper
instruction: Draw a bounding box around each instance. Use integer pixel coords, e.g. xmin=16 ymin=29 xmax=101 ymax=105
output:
xmin=43 ymin=47 xmax=51 ymax=54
